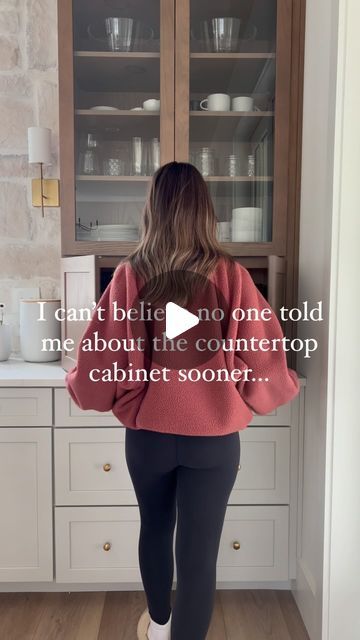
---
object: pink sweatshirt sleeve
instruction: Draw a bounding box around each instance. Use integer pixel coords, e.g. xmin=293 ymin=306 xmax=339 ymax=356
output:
xmin=64 ymin=266 xmax=128 ymax=412
xmin=236 ymin=265 xmax=300 ymax=415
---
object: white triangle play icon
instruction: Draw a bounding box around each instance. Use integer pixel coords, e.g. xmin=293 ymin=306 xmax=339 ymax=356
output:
xmin=165 ymin=302 xmax=199 ymax=340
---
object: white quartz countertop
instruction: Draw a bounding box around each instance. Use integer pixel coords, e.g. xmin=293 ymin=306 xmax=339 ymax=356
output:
xmin=0 ymin=355 xmax=307 ymax=387
xmin=0 ymin=356 xmax=67 ymax=387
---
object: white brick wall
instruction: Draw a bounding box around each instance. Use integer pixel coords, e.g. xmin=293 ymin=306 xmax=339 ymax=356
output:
xmin=0 ymin=0 xmax=61 ymax=354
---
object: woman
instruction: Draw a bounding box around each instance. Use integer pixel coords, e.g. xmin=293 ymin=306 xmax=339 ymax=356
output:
xmin=65 ymin=162 xmax=299 ymax=640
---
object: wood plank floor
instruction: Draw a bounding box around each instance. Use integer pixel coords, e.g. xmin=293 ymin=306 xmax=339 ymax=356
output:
xmin=0 ymin=590 xmax=310 ymax=640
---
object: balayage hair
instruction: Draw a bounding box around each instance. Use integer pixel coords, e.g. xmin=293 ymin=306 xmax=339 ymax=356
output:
xmin=127 ymin=161 xmax=232 ymax=306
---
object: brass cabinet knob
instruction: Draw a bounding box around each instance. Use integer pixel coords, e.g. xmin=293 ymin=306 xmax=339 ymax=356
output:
xmin=103 ymin=542 xmax=111 ymax=551
xmin=103 ymin=463 xmax=111 ymax=472
xmin=232 ymin=541 xmax=241 ymax=550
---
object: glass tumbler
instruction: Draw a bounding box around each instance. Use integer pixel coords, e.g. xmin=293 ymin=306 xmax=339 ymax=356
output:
xmin=103 ymin=158 xmax=125 ymax=176
xmin=210 ymin=17 xmax=241 ymax=53
xmin=79 ymin=148 xmax=100 ymax=175
xmin=148 ymin=137 xmax=160 ymax=174
xmin=131 ymin=137 xmax=145 ymax=175
xmin=105 ymin=17 xmax=135 ymax=52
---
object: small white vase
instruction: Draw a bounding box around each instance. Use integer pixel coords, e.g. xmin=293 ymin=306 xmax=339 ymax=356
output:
xmin=0 ymin=324 xmax=12 ymax=361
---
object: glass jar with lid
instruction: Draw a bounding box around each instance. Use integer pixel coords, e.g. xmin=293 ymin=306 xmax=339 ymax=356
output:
xmin=195 ymin=147 xmax=215 ymax=177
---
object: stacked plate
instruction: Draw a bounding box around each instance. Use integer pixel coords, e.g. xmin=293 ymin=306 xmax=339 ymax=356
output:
xmin=97 ymin=224 xmax=139 ymax=241
xmin=232 ymin=207 xmax=263 ymax=242
xmin=89 ymin=106 xmax=118 ymax=111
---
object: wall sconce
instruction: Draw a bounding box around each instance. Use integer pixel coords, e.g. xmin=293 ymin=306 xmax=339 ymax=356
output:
xmin=27 ymin=126 xmax=60 ymax=217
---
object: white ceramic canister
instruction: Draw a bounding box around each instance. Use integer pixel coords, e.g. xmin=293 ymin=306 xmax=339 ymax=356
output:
xmin=20 ymin=299 xmax=61 ymax=362
xmin=0 ymin=324 xmax=12 ymax=361
xmin=232 ymin=207 xmax=263 ymax=242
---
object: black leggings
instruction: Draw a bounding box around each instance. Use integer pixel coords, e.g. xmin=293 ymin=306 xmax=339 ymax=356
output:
xmin=125 ymin=427 xmax=240 ymax=640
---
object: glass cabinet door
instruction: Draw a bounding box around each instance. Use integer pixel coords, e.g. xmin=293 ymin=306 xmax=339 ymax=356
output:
xmin=59 ymin=0 xmax=174 ymax=253
xmin=175 ymin=0 xmax=292 ymax=254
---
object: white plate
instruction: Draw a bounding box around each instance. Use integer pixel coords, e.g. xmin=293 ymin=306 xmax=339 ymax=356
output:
xmin=90 ymin=105 xmax=118 ymax=111
xmin=97 ymin=224 xmax=138 ymax=231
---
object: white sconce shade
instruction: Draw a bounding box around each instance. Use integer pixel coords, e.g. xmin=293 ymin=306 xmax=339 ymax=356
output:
xmin=27 ymin=126 xmax=52 ymax=164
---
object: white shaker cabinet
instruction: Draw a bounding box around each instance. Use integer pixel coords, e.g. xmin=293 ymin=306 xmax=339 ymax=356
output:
xmin=0 ymin=427 xmax=53 ymax=581
xmin=0 ymin=362 xmax=305 ymax=590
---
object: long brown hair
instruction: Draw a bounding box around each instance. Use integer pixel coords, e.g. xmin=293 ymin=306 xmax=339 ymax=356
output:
xmin=128 ymin=161 xmax=232 ymax=306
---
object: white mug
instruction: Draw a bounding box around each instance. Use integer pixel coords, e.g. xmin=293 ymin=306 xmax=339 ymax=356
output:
xmin=232 ymin=96 xmax=254 ymax=111
xmin=200 ymin=93 xmax=230 ymax=111
xmin=143 ymin=99 xmax=160 ymax=111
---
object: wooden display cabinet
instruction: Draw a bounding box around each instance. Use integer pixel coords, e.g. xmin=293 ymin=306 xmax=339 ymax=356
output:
xmin=58 ymin=0 xmax=305 ymax=370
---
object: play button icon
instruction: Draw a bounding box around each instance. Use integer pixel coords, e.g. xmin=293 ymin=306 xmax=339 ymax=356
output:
xmin=165 ymin=302 xmax=199 ymax=340
xmin=129 ymin=268 xmax=230 ymax=370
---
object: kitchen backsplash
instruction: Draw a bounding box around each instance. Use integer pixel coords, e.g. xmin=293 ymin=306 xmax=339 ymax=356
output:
xmin=0 ymin=0 xmax=61 ymax=354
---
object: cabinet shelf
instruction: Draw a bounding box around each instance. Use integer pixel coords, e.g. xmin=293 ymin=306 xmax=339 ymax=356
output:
xmin=190 ymin=111 xmax=273 ymax=116
xmin=75 ymin=51 xmax=273 ymax=60
xmin=75 ymin=175 xmax=273 ymax=182
xmin=75 ymin=51 xmax=160 ymax=58
xmin=76 ymin=110 xmax=272 ymax=117
xmin=76 ymin=175 xmax=152 ymax=182
xmin=206 ymin=176 xmax=273 ymax=182
xmin=65 ymin=241 xmax=275 ymax=258
xmin=190 ymin=53 xmax=275 ymax=59
xmin=75 ymin=109 xmax=159 ymax=116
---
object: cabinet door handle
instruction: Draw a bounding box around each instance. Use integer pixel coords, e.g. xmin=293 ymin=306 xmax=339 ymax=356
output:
xmin=238 ymin=464 xmax=242 ymax=471
xmin=103 ymin=542 xmax=111 ymax=551
xmin=103 ymin=463 xmax=111 ymax=472
xmin=232 ymin=541 xmax=241 ymax=550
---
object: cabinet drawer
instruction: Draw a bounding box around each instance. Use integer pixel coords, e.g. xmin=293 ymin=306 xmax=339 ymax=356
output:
xmin=0 ymin=388 xmax=52 ymax=426
xmin=55 ymin=388 xmax=121 ymax=427
xmin=217 ymin=506 xmax=289 ymax=581
xmin=55 ymin=505 xmax=289 ymax=583
xmin=229 ymin=427 xmax=290 ymax=504
xmin=55 ymin=427 xmax=290 ymax=507
xmin=55 ymin=506 xmax=141 ymax=583
xmin=54 ymin=428 xmax=136 ymax=505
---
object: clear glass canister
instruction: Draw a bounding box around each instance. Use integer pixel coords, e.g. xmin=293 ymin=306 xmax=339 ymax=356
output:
xmin=224 ymin=154 xmax=241 ymax=177
xmin=196 ymin=147 xmax=215 ymax=177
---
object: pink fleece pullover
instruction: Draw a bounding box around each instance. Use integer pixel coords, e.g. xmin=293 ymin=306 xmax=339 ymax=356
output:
xmin=65 ymin=257 xmax=300 ymax=436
